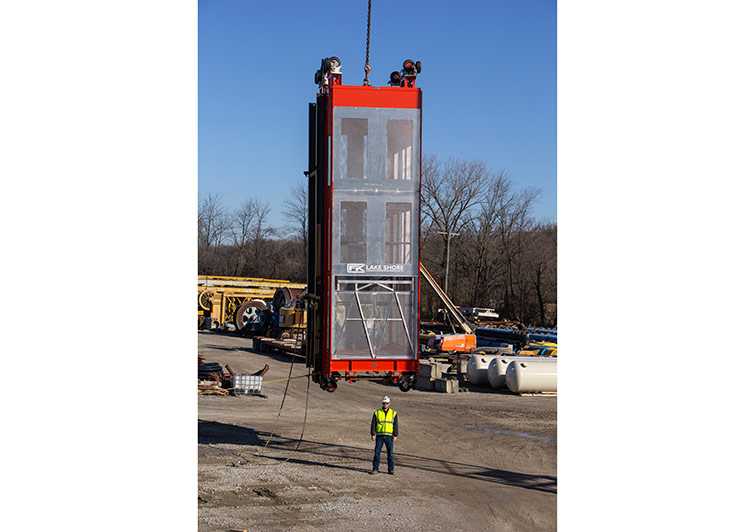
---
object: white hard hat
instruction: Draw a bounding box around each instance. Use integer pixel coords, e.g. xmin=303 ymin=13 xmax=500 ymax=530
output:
xmin=382 ymin=396 xmax=391 ymax=403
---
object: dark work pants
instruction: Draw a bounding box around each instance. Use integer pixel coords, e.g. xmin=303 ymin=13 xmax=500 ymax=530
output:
xmin=373 ymin=435 xmax=394 ymax=471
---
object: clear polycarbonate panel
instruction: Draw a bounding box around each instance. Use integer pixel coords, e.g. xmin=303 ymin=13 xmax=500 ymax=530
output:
xmin=341 ymin=118 xmax=368 ymax=179
xmin=339 ymin=202 xmax=366 ymax=263
xmin=386 ymin=120 xmax=413 ymax=180
xmin=385 ymin=202 xmax=412 ymax=264
xmin=332 ymin=277 xmax=415 ymax=359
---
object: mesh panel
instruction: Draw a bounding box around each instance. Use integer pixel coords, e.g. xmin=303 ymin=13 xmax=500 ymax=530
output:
xmin=342 ymin=118 xmax=368 ymax=179
xmin=387 ymin=119 xmax=413 ymax=180
xmin=382 ymin=292 xmax=413 ymax=357
xmin=333 ymin=291 xmax=371 ymax=357
xmin=340 ymin=202 xmax=366 ymax=263
xmin=385 ymin=202 xmax=412 ymax=264
xmin=332 ymin=278 xmax=415 ymax=359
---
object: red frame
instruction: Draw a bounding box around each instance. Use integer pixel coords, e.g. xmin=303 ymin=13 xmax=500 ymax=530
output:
xmin=320 ymin=84 xmax=422 ymax=382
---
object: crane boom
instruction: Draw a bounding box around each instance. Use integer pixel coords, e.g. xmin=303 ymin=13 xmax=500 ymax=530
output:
xmin=419 ymin=262 xmax=475 ymax=335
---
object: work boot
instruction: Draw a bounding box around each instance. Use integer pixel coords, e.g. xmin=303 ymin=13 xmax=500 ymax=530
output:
xmin=388 ymin=470 xmax=394 ymax=475
xmin=369 ymin=469 xmax=378 ymax=474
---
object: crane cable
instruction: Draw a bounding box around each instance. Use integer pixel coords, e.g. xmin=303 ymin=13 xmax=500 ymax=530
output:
xmin=269 ymin=362 xmax=311 ymax=464
xmin=363 ymin=0 xmax=372 ymax=86
xmin=253 ymin=343 xmax=312 ymax=463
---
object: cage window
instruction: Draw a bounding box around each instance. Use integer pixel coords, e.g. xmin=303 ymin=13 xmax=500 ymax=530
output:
xmin=342 ymin=118 xmax=368 ymax=179
xmin=385 ymin=202 xmax=412 ymax=264
xmin=340 ymin=201 xmax=367 ymax=263
xmin=386 ymin=120 xmax=413 ymax=180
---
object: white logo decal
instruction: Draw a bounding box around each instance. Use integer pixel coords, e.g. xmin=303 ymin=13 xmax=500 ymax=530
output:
xmin=347 ymin=264 xmax=406 ymax=273
xmin=366 ymin=264 xmax=405 ymax=272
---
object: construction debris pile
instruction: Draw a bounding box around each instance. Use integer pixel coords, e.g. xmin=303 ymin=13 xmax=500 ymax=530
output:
xmin=197 ymin=355 xmax=269 ymax=397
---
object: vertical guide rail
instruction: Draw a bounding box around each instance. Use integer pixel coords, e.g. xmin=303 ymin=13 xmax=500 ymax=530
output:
xmin=306 ymin=102 xmax=317 ymax=371
xmin=307 ymin=98 xmax=324 ymax=379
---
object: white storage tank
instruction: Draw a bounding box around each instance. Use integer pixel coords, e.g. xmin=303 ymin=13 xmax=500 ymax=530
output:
xmin=467 ymin=354 xmax=493 ymax=385
xmin=486 ymin=356 xmax=542 ymax=388
xmin=505 ymin=359 xmax=557 ymax=393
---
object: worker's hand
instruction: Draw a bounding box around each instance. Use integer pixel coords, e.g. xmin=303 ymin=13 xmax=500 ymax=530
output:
xmin=392 ymin=437 xmax=396 ymax=442
xmin=372 ymin=435 xmax=376 ymax=441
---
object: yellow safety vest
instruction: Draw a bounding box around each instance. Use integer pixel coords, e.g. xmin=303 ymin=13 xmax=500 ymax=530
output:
xmin=375 ymin=408 xmax=396 ymax=436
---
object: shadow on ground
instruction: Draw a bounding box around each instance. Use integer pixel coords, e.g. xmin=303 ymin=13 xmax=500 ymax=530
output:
xmin=199 ymin=342 xmax=305 ymax=365
xmin=198 ymin=420 xmax=556 ymax=494
xmin=199 ymin=420 xmax=266 ymax=446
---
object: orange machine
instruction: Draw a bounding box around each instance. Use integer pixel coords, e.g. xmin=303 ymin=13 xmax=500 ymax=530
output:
xmin=427 ymin=334 xmax=477 ymax=353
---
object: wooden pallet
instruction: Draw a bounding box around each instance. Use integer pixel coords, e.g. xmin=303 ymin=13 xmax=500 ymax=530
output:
xmin=198 ymin=386 xmax=227 ymax=396
xmin=253 ymin=336 xmax=305 ymax=358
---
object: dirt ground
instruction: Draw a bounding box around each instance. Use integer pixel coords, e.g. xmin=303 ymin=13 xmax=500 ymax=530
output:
xmin=198 ymin=331 xmax=557 ymax=532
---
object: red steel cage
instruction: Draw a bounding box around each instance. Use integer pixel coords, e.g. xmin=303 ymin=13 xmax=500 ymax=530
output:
xmin=306 ymin=57 xmax=422 ymax=392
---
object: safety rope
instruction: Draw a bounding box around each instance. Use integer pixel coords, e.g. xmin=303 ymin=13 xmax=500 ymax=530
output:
xmin=275 ymin=364 xmax=311 ymax=463
xmin=251 ymin=352 xmax=313 ymax=464
xmin=363 ymin=0 xmax=372 ymax=85
xmin=255 ymin=351 xmax=297 ymax=457
xmin=256 ymin=373 xmax=310 ymax=385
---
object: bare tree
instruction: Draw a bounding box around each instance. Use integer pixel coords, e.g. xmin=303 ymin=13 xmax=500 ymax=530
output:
xmin=282 ymin=180 xmax=309 ymax=280
xmin=282 ymin=180 xmax=308 ymax=247
xmin=230 ymin=198 xmax=273 ymax=276
xmin=231 ymin=198 xmax=272 ymax=245
xmin=523 ymin=223 xmax=557 ymax=326
xmin=198 ymin=192 xmax=231 ymax=274
xmin=198 ymin=192 xmax=231 ymax=249
xmin=466 ymin=172 xmax=514 ymax=306
xmin=495 ymin=186 xmax=541 ymax=321
xmin=421 ymin=155 xmax=492 ymax=295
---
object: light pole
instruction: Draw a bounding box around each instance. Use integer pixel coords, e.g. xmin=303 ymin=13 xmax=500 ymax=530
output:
xmin=436 ymin=230 xmax=459 ymax=295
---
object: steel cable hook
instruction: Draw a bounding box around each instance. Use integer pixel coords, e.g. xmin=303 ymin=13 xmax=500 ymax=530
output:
xmin=363 ymin=0 xmax=372 ymax=85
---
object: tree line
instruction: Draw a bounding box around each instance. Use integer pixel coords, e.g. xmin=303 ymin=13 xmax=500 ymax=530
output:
xmin=199 ymin=155 xmax=556 ymax=327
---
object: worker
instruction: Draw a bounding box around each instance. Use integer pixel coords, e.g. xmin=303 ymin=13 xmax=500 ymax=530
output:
xmin=370 ymin=395 xmax=398 ymax=474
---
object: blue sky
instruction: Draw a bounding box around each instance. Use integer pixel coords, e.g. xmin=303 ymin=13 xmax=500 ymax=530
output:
xmin=199 ymin=0 xmax=556 ymax=228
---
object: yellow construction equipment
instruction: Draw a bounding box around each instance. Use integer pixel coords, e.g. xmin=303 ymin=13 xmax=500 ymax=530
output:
xmin=198 ymin=275 xmax=306 ymax=328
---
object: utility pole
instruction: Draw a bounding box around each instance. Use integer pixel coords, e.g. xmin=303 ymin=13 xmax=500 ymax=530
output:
xmin=436 ymin=230 xmax=459 ymax=295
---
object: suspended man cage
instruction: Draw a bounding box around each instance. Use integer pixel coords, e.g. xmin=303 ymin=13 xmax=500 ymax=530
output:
xmin=306 ymin=57 xmax=423 ymax=392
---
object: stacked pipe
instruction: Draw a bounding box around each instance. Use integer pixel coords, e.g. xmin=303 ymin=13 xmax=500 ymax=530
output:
xmin=474 ymin=327 xmax=530 ymax=349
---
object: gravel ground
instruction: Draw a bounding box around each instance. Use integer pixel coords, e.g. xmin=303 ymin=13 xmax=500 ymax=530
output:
xmin=198 ymin=331 xmax=557 ymax=531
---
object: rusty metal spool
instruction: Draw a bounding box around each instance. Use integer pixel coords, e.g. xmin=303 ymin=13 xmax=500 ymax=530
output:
xmin=271 ymin=287 xmax=303 ymax=313
xmin=234 ymin=299 xmax=268 ymax=331
xmin=198 ymin=289 xmax=214 ymax=311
